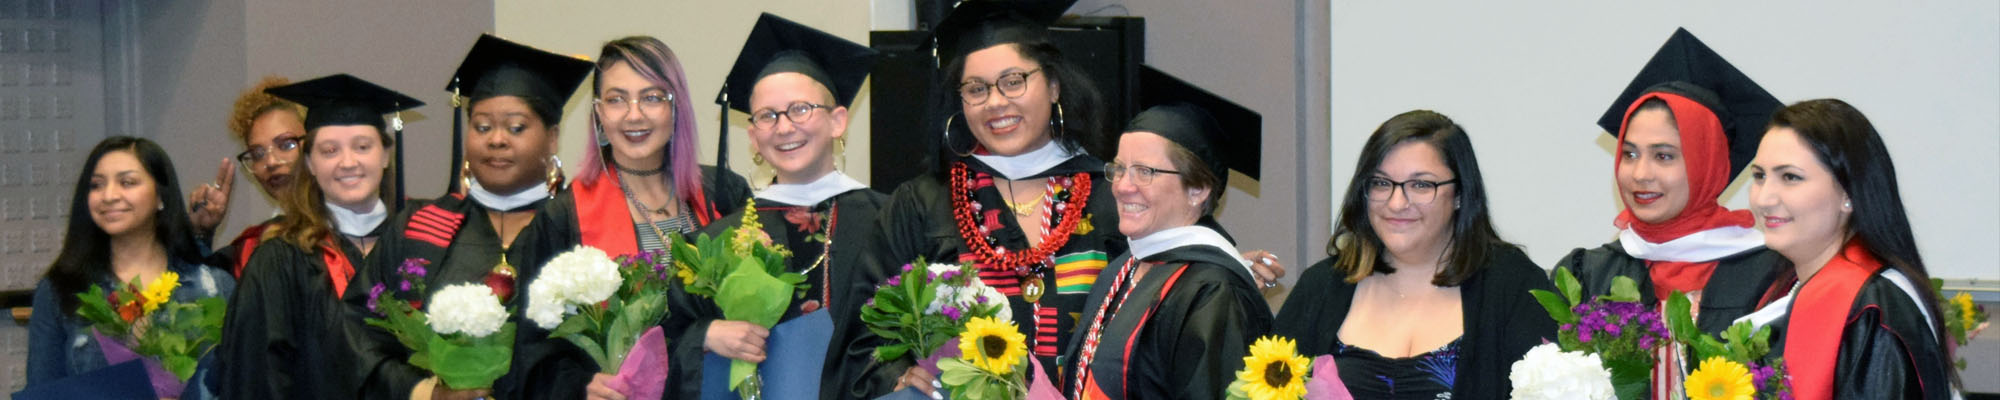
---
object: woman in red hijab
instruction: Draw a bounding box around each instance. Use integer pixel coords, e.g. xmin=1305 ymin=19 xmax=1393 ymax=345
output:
xmin=1558 ymin=29 xmax=1784 ymax=399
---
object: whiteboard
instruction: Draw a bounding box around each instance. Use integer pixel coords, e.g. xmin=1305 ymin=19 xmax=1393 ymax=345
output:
xmin=1328 ymin=1 xmax=2000 ymax=280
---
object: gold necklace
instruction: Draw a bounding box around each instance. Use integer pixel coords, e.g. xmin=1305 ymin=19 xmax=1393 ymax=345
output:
xmin=1001 ymin=179 xmax=1046 ymax=216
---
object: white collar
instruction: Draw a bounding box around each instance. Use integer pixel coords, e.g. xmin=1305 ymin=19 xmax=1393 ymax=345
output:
xmin=1128 ymin=225 xmax=1255 ymax=283
xmin=325 ymin=199 xmax=386 ymax=237
xmin=1618 ymin=226 xmax=1765 ymax=262
xmin=970 ymin=140 xmax=1079 ymax=180
xmin=466 ymin=178 xmax=549 ymax=211
xmin=755 ymin=171 xmax=868 ymax=206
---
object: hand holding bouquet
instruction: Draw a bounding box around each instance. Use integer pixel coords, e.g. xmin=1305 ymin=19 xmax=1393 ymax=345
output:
xmin=74 ymin=272 xmax=226 ymax=397
xmin=525 ymin=245 xmax=674 ymax=399
xmin=364 ymin=259 xmax=516 ymax=391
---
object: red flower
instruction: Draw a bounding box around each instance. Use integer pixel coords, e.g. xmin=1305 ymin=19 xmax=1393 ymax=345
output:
xmin=784 ymin=208 xmax=825 ymax=234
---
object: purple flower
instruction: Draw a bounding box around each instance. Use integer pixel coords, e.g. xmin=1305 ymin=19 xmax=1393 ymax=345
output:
xmin=902 ymin=264 xmax=914 ymax=273
xmin=1578 ymin=330 xmax=1594 ymax=343
xmin=941 ymin=305 xmax=962 ymax=320
xmin=399 ymin=280 xmax=413 ymax=292
xmin=886 ymin=276 xmax=902 ymax=286
xmin=866 ymin=298 xmax=876 ymax=307
xmin=975 ymin=294 xmax=988 ymax=304
xmin=366 ymin=283 xmax=387 ymax=312
xmin=1605 ymin=323 xmax=1623 ymax=336
xmin=939 ymin=270 xmax=960 ymax=282
xmin=1638 ymin=336 xmax=1656 ymax=350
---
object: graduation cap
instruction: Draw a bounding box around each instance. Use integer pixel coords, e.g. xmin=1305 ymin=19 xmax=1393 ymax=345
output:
xmin=1127 ymin=66 xmax=1262 ymax=188
xmin=264 ymin=74 xmax=424 ymax=132
xmin=719 ymin=13 xmax=880 ymax=113
xmin=442 ymin=34 xmax=594 ymax=194
xmin=265 ymin=74 xmax=424 ymax=210
xmin=1596 ymin=27 xmax=1781 ymax=178
xmin=930 ymin=0 xmax=1076 ymax=67
xmin=714 ymin=13 xmax=880 ymax=169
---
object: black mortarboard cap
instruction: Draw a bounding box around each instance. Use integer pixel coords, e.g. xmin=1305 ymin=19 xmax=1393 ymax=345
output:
xmin=264 ymin=74 xmax=423 ymax=131
xmin=930 ymin=0 xmax=1076 ymax=66
xmin=1127 ymin=66 xmax=1262 ymax=186
xmin=720 ymin=13 xmax=880 ymax=113
xmin=445 ymin=34 xmax=594 ymax=122
xmin=1596 ymin=28 xmax=1781 ymax=178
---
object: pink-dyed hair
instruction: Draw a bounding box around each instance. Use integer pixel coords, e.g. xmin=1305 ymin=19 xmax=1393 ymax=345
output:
xmin=579 ymin=36 xmax=703 ymax=207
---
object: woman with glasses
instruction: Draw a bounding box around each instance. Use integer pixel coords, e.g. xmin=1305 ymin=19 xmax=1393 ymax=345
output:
xmin=202 ymin=76 xmax=310 ymax=276
xmin=1559 ymin=30 xmax=1786 ymax=398
xmin=1737 ymin=99 xmax=1954 ymax=399
xmin=644 ymin=14 xmax=888 ymax=400
xmin=1062 ymin=70 xmax=1272 ymax=399
xmin=218 ymin=74 xmax=419 ymax=399
xmin=1273 ymin=110 xmax=1553 ymax=399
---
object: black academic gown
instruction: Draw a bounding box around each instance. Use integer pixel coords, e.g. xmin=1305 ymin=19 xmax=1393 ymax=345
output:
xmin=342 ymin=194 xmax=564 ymax=398
xmin=1561 ymin=242 xmax=1781 ymax=335
xmin=503 ymin=166 xmax=751 ymax=400
xmin=1272 ymin=245 xmax=1555 ymax=400
xmin=660 ymin=188 xmax=890 ymax=400
xmin=217 ymin=224 xmax=380 ymax=399
xmin=1762 ymin=272 xmax=1954 ymax=399
xmin=854 ymin=155 xmax=1125 ymax=397
xmin=1059 ymin=240 xmax=1273 ymax=399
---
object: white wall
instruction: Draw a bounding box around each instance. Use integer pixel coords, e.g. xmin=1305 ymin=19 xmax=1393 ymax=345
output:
xmin=494 ymin=0 xmax=876 ymax=190
xmin=1330 ymin=1 xmax=2000 ymax=280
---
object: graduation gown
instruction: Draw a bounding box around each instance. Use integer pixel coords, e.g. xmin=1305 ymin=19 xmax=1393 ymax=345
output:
xmin=1753 ymin=242 xmax=1952 ymax=400
xmin=204 ymin=217 xmax=279 ymax=277
xmin=501 ymin=166 xmax=750 ymax=399
xmin=341 ymin=193 xmax=565 ymax=398
xmin=1060 ymin=238 xmax=1272 ymax=399
xmin=660 ymin=187 xmax=889 ymax=400
xmin=1561 ymin=242 xmax=1782 ymax=335
xmin=856 ymin=155 xmax=1124 ymax=396
xmin=1272 ymin=245 xmax=1555 ymax=400
xmin=217 ymin=224 xmax=377 ymax=400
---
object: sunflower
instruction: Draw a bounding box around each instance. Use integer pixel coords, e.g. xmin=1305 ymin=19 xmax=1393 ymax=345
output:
xmin=1686 ymin=356 xmax=1756 ymax=400
xmin=957 ymin=316 xmax=1027 ymax=375
xmin=1952 ymin=292 xmax=1979 ymax=329
xmin=139 ymin=271 xmax=180 ymax=314
xmin=1237 ymin=336 xmax=1309 ymax=400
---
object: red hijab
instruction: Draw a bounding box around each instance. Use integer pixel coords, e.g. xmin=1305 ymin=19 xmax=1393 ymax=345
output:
xmin=1612 ymin=92 xmax=1756 ymax=298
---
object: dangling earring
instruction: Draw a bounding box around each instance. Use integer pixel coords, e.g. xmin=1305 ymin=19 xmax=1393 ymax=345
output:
xmin=1051 ymin=102 xmax=1067 ymax=134
xmin=752 ymin=152 xmax=766 ymax=166
xmin=460 ymin=161 xmax=473 ymax=193
xmin=834 ymin=137 xmax=847 ymax=171
xmin=944 ymin=113 xmax=973 ymax=158
xmin=546 ymin=155 xmax=564 ymax=197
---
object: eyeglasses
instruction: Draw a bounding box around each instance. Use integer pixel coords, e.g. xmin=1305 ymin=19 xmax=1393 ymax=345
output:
xmin=1364 ymin=177 xmax=1459 ymax=205
xmin=750 ymin=101 xmax=833 ymax=130
xmin=1105 ymin=162 xmax=1181 ymax=186
xmin=235 ymin=135 xmax=300 ymax=166
xmin=595 ymin=92 xmax=673 ymax=116
xmin=959 ymin=68 xmax=1042 ymax=105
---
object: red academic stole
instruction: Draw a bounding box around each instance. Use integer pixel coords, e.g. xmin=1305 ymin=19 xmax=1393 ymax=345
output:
xmin=227 ymin=223 xmax=272 ymax=278
xmin=1076 ymin=262 xmax=1191 ymax=400
xmin=318 ymin=240 xmax=356 ymax=296
xmin=1783 ymin=240 xmax=1882 ymax=400
xmin=572 ymin=169 xmax=722 ymax=256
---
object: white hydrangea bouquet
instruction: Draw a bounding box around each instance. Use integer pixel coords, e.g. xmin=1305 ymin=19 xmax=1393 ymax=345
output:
xmin=1510 ymin=342 xmax=1617 ymax=400
xmin=525 ymin=245 xmax=674 ymax=399
xmin=364 ymin=258 xmax=517 ymax=391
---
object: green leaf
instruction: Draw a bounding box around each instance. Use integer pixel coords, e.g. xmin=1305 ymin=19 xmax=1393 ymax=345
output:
xmin=874 ymin=344 xmax=910 ymax=362
xmin=937 ymin=358 xmax=979 ymax=386
xmin=427 ymin=333 xmax=512 ymax=389
xmin=1531 ymin=290 xmax=1579 ymax=324
xmin=716 ymin=258 xmax=791 ymax=328
xmin=1605 ymin=276 xmax=1641 ymax=303
xmin=1664 ymin=291 xmax=1701 ymax=345
xmin=1553 ymin=267 xmax=1582 ymax=305
xmin=564 ymin=334 xmax=611 ymax=372
xmin=162 ymin=354 xmax=199 ymax=381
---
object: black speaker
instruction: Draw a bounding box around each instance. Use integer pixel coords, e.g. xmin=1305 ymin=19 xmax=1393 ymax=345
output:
xmin=867 ymin=16 xmax=1145 ymax=193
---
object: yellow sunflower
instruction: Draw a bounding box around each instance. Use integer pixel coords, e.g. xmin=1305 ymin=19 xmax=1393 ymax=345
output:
xmin=139 ymin=271 xmax=180 ymax=314
xmin=1953 ymin=292 xmax=1979 ymax=328
xmin=1686 ymin=356 xmax=1756 ymax=400
xmin=957 ymin=316 xmax=1027 ymax=375
xmin=1236 ymin=336 xmax=1309 ymax=400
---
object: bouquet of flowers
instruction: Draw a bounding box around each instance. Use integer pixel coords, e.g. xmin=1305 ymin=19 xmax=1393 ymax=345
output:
xmin=668 ymin=198 xmax=808 ymax=396
xmin=1515 ymin=267 xmax=1669 ymax=400
xmin=1509 ymin=343 xmax=1616 ymax=400
xmin=859 ymin=259 xmax=1010 ymax=368
xmin=934 ymin=316 xmax=1064 ymax=400
xmin=1665 ymin=292 xmax=1792 ymax=400
xmin=364 ymin=258 xmax=516 ymax=391
xmin=1934 ymin=278 xmax=1990 ymax=370
xmin=1225 ymin=335 xmax=1350 ymax=400
xmin=525 ymin=245 xmax=674 ymax=399
xmin=74 ymin=271 xmax=226 ymax=397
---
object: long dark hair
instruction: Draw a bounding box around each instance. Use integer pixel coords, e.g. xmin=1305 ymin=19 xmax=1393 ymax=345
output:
xmin=932 ymin=40 xmax=1109 ymax=176
xmin=1330 ymin=110 xmax=1512 ymax=286
xmin=1768 ymin=98 xmax=1954 ymax=384
xmin=44 ymin=136 xmax=205 ymax=313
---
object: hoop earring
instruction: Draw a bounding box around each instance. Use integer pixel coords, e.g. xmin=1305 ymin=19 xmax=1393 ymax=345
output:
xmin=752 ymin=152 xmax=766 ymax=166
xmin=944 ymin=113 xmax=974 ymax=158
xmin=1052 ymin=102 xmax=1067 ymax=135
xmin=546 ymin=155 xmax=564 ymax=197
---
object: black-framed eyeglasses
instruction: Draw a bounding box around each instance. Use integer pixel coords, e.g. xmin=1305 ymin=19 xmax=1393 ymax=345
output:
xmin=235 ymin=135 xmax=301 ymax=166
xmin=959 ymin=68 xmax=1043 ymax=105
xmin=750 ymin=101 xmax=833 ymax=130
xmin=594 ymin=92 xmax=674 ymax=115
xmin=1364 ymin=177 xmax=1458 ymax=205
xmin=1105 ymin=162 xmax=1181 ymax=186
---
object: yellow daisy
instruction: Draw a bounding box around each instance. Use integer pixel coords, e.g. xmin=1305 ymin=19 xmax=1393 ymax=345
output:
xmin=957 ymin=316 xmax=1027 ymax=375
xmin=1686 ymin=356 xmax=1756 ymax=400
xmin=1237 ymin=336 xmax=1309 ymax=400
xmin=139 ymin=271 xmax=180 ymax=314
